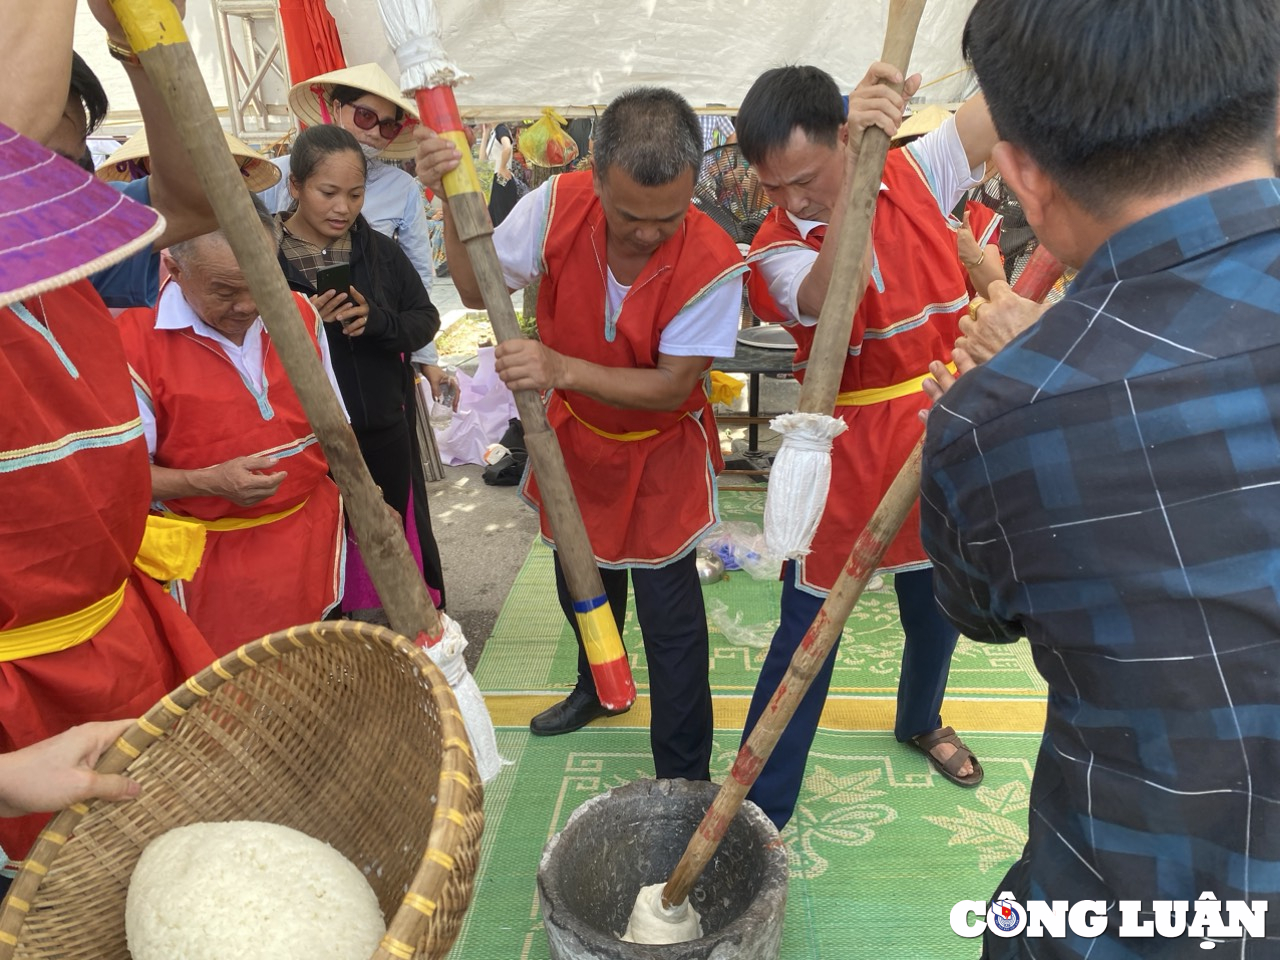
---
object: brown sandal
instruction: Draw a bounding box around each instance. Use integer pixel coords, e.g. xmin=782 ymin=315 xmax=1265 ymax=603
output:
xmin=909 ymin=725 xmax=984 ymax=787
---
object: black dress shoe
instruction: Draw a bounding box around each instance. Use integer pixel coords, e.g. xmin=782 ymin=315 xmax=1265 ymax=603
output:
xmin=530 ymin=688 xmax=628 ymax=736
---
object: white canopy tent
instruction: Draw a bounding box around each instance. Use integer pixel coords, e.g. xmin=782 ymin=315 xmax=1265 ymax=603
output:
xmin=76 ymin=2 xmax=229 ymax=133
xmin=76 ymin=0 xmax=978 ymax=135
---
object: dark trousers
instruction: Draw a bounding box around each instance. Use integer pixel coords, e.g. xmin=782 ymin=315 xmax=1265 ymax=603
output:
xmin=741 ymin=564 xmax=959 ymax=828
xmin=553 ymin=551 xmax=713 ymax=782
xmin=356 ymin=416 xmax=446 ymax=608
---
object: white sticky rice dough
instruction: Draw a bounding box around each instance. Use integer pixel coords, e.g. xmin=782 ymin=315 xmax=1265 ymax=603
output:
xmin=126 ymin=821 xmax=385 ymax=960
xmin=621 ymin=882 xmax=703 ymax=944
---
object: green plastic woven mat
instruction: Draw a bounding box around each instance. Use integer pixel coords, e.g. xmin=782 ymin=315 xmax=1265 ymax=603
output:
xmin=473 ymin=493 xmax=1046 ymax=701
xmin=448 ymin=726 xmax=1038 ymax=959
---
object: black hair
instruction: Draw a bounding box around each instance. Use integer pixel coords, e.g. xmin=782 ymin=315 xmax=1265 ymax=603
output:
xmin=69 ymin=52 xmax=109 ymax=137
xmin=963 ymin=0 xmax=1280 ymax=212
xmin=289 ymin=124 xmax=367 ymax=185
xmin=329 ymin=83 xmax=405 ymax=123
xmin=592 ymin=87 xmax=701 ymax=186
xmin=735 ymin=66 xmax=846 ymax=167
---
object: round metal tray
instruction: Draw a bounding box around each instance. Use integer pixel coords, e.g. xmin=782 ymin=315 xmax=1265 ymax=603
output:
xmin=735 ymin=326 xmax=795 ymax=351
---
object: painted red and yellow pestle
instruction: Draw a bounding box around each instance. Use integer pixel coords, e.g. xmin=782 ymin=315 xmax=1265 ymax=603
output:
xmin=381 ymin=3 xmax=636 ymax=711
xmin=572 ymin=596 xmax=633 ymax=711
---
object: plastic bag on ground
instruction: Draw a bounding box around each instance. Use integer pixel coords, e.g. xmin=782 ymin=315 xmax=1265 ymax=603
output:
xmin=702 ymin=521 xmax=782 ymax=580
xmin=705 ymin=598 xmax=772 ymax=649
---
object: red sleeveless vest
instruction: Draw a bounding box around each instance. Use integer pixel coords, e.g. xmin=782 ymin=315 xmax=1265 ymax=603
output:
xmin=746 ymin=149 xmax=970 ymax=591
xmin=119 ymin=288 xmax=343 ymax=652
xmin=523 ymin=171 xmax=746 ymax=567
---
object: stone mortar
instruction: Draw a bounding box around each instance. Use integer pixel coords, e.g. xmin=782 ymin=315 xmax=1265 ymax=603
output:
xmin=537 ymin=778 xmax=788 ymax=959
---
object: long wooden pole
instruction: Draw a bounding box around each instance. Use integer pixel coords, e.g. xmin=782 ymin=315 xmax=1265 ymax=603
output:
xmin=414 ymin=86 xmax=636 ymax=710
xmin=661 ymin=245 xmax=1067 ymax=910
xmin=110 ymin=0 xmax=441 ymax=644
xmin=797 ymin=0 xmax=928 ymax=414
xmin=662 ymin=436 xmax=922 ymax=908
xmin=664 ymin=1 xmax=932 ymax=906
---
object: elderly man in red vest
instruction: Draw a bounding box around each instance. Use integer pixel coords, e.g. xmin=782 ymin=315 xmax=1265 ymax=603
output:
xmin=118 ymin=203 xmax=347 ymax=656
xmin=415 ymin=88 xmax=746 ymax=782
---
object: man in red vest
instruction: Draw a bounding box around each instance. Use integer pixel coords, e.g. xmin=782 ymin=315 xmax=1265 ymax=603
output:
xmin=737 ymin=63 xmax=998 ymax=828
xmin=119 ymin=205 xmax=347 ymax=656
xmin=416 ymin=88 xmax=746 ymax=782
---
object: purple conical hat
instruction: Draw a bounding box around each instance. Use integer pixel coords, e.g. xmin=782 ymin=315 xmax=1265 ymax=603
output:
xmin=0 ymin=123 xmax=163 ymax=308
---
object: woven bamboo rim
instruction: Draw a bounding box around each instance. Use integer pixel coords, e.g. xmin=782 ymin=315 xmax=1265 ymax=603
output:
xmin=0 ymin=620 xmax=484 ymax=960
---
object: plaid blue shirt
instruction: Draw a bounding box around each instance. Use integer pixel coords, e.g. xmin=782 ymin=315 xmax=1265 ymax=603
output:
xmin=921 ymin=179 xmax=1280 ymax=957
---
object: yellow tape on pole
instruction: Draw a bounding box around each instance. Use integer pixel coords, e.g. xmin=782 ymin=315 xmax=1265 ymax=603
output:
xmin=110 ymin=0 xmax=189 ymax=52
xmin=440 ymin=132 xmax=483 ymax=196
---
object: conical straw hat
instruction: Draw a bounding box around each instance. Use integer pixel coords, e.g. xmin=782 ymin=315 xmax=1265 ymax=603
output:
xmin=289 ymin=63 xmax=420 ymax=160
xmin=1 ymin=123 xmax=162 ymax=308
xmin=96 ymin=128 xmax=281 ymax=191
xmin=891 ymin=104 xmax=953 ymax=142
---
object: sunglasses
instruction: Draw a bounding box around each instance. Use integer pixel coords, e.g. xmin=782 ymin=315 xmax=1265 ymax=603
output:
xmin=341 ymin=102 xmax=405 ymax=142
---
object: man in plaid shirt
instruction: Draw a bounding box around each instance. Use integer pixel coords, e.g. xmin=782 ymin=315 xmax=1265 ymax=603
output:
xmin=921 ymin=0 xmax=1280 ymax=956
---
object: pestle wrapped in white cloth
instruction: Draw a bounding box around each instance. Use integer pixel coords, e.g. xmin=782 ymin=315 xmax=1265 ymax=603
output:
xmin=763 ymin=412 xmax=848 ymax=558
xmin=622 ymin=883 xmax=703 ymax=944
xmin=422 ymin=612 xmax=505 ymax=782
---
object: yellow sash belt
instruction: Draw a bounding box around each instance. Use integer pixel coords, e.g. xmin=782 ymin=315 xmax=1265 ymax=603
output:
xmin=161 ymin=498 xmax=305 ymax=532
xmin=134 ymin=514 xmax=206 ymax=581
xmin=563 ymin=399 xmax=687 ymax=442
xmin=0 ymin=581 xmax=127 ymax=664
xmin=0 ymin=515 xmax=209 ymax=663
xmin=836 ymin=362 xmax=957 ymax=407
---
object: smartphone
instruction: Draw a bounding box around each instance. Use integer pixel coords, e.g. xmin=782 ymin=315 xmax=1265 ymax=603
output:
xmin=315 ymin=262 xmax=351 ymax=297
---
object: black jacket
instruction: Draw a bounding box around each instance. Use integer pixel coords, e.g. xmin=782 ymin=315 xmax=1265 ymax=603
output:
xmin=280 ymin=215 xmax=439 ymax=434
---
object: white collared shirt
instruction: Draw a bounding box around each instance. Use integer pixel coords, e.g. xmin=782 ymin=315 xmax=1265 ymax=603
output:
xmin=491 ymin=183 xmax=744 ymax=358
xmin=756 ymin=115 xmax=984 ymax=325
xmin=135 ymin=283 xmax=348 ymax=458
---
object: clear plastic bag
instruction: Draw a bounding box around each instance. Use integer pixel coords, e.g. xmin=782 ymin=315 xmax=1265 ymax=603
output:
xmin=701 ymin=521 xmax=782 ymax=580
xmin=705 ymin=598 xmax=772 ymax=649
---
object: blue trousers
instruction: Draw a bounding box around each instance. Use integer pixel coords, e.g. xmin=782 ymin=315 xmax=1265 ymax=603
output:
xmin=553 ymin=551 xmax=713 ymax=782
xmin=741 ymin=564 xmax=960 ymax=829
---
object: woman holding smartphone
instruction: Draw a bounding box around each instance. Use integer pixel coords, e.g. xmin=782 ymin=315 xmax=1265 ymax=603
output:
xmin=258 ymin=64 xmax=454 ymax=390
xmin=276 ymin=124 xmax=446 ymax=608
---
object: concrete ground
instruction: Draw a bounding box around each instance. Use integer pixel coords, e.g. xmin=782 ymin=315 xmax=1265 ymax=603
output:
xmin=422 ymin=276 xmax=798 ymax=672
xmin=426 ymin=462 xmax=540 ymax=673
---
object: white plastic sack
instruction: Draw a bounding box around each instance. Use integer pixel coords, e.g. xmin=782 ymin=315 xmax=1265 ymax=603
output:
xmin=763 ymin=412 xmax=848 ymax=559
xmin=422 ymin=612 xmax=505 ymax=783
xmin=433 ymin=346 xmax=520 ymax=466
